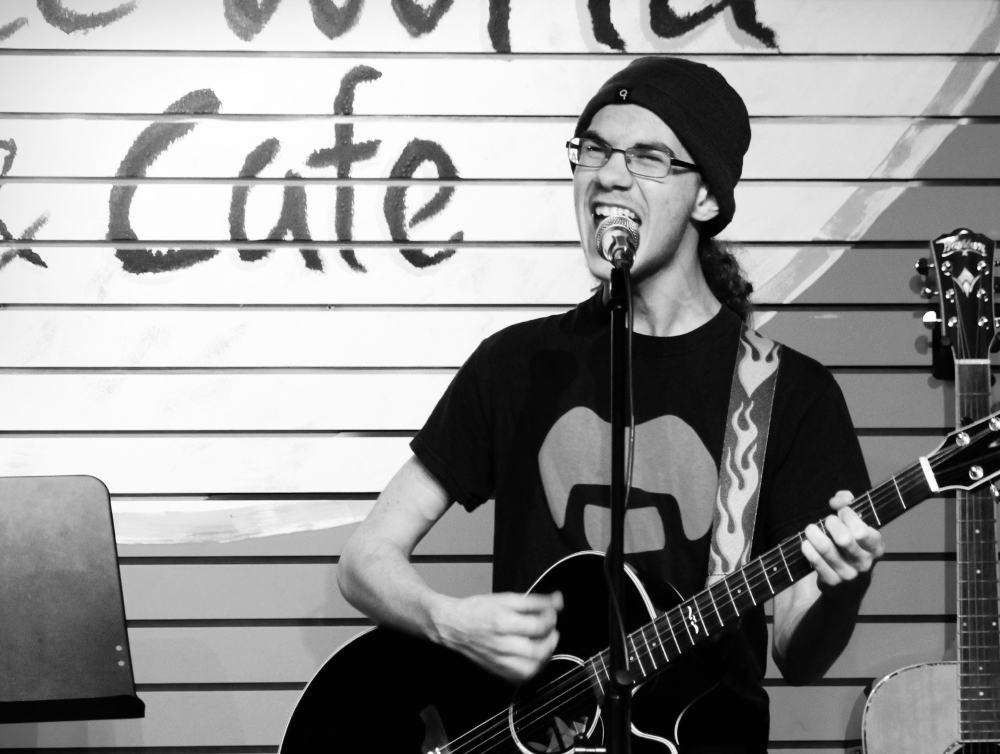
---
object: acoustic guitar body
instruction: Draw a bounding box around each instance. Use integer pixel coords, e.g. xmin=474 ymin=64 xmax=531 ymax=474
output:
xmin=863 ymin=662 xmax=1000 ymax=754
xmin=279 ymin=552 xmax=727 ymax=753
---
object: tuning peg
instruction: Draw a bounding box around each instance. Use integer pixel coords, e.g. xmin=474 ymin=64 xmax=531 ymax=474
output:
xmin=991 ymin=327 xmax=1000 ymax=353
xmin=923 ymin=310 xmax=941 ymax=329
xmin=915 ymin=257 xmax=930 ymax=276
xmin=921 ymin=286 xmax=938 ymax=299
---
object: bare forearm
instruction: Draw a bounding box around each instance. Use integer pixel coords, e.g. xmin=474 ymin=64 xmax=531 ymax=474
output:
xmin=772 ymin=573 xmax=869 ymax=685
xmin=339 ymin=526 xmax=563 ymax=684
xmin=338 ymin=534 xmax=449 ymax=643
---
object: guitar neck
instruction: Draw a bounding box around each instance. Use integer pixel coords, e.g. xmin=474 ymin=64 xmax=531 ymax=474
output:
xmin=586 ymin=463 xmax=934 ymax=689
xmin=955 ymin=359 xmax=1000 ymax=738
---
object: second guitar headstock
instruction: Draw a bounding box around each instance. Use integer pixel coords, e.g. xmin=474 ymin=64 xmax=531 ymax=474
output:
xmin=917 ymin=228 xmax=998 ymax=377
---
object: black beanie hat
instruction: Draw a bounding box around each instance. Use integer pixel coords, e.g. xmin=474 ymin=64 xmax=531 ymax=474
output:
xmin=575 ymin=56 xmax=751 ymax=238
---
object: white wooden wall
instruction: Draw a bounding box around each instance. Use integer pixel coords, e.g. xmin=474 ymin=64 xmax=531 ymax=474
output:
xmin=0 ymin=0 xmax=997 ymax=750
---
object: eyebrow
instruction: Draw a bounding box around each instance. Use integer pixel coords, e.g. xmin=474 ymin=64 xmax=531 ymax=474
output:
xmin=579 ymin=130 xmax=677 ymax=156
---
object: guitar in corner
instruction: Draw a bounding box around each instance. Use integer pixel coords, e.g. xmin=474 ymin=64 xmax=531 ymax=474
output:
xmin=862 ymin=228 xmax=1000 ymax=754
xmin=280 ymin=414 xmax=1000 ymax=751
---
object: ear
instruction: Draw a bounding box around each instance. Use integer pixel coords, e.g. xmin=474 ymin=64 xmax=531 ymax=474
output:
xmin=690 ymin=184 xmax=719 ymax=223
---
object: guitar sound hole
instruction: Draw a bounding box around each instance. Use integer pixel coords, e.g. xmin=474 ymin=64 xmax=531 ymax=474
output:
xmin=508 ymin=655 xmax=601 ymax=754
xmin=958 ymin=745 xmax=1000 ymax=754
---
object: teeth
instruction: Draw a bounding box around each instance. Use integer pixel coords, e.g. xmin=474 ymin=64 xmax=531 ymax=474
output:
xmin=594 ymin=205 xmax=638 ymax=221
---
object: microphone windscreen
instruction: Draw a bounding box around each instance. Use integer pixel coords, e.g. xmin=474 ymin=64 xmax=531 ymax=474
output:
xmin=596 ymin=216 xmax=640 ymax=268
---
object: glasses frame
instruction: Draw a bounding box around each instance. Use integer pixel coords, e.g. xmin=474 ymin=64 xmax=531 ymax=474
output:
xmin=566 ymin=137 xmax=700 ymax=179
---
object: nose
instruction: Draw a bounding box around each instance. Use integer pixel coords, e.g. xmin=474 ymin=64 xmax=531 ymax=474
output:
xmin=596 ymin=149 xmax=633 ymax=190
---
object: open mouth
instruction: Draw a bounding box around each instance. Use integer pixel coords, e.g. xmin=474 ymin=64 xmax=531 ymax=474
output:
xmin=592 ymin=205 xmax=640 ymax=228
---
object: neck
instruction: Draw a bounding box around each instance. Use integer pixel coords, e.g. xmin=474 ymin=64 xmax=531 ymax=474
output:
xmin=620 ymin=235 xmax=722 ymax=337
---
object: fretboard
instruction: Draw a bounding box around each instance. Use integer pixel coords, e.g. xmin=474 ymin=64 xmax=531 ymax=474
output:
xmin=585 ymin=462 xmax=934 ymax=691
xmin=955 ymin=360 xmax=1000 ymax=740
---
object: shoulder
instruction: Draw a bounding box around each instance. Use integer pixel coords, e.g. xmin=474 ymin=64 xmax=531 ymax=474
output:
xmin=766 ymin=338 xmax=856 ymax=440
xmin=775 ymin=342 xmax=837 ymax=398
xmin=475 ymin=293 xmax=604 ymax=365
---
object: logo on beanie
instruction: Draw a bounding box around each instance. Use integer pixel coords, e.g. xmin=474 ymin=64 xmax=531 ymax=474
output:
xmin=618 ymin=88 xmax=628 ymax=100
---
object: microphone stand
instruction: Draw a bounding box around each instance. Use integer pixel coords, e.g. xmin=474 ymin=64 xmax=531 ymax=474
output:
xmin=605 ymin=262 xmax=631 ymax=754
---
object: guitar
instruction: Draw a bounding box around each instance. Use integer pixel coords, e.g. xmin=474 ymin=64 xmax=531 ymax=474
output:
xmin=862 ymin=228 xmax=1000 ymax=754
xmin=281 ymin=412 xmax=1000 ymax=754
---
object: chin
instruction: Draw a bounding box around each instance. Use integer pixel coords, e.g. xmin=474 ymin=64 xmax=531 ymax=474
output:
xmin=582 ymin=251 xmax=612 ymax=282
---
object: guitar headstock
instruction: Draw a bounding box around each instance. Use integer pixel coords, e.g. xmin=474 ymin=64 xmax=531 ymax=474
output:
xmin=929 ymin=411 xmax=1000 ymax=492
xmin=923 ymin=228 xmax=998 ymax=362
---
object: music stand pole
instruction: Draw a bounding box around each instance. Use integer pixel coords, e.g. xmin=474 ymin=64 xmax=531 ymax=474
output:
xmin=606 ymin=265 xmax=631 ymax=754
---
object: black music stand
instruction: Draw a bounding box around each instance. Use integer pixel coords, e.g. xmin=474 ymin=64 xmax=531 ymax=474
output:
xmin=0 ymin=475 xmax=144 ymax=722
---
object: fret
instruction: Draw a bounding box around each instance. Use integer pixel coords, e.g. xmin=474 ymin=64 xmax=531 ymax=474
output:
xmin=759 ymin=559 xmax=775 ymax=595
xmin=664 ymin=612 xmax=682 ymax=654
xmin=721 ymin=576 xmax=740 ymax=617
xmin=740 ymin=569 xmax=757 ymax=606
xmin=650 ymin=618 xmax=669 ymax=665
xmin=676 ymin=605 xmax=695 ymax=645
xmin=705 ymin=585 xmax=724 ymax=629
xmin=891 ymin=477 xmax=905 ymax=510
xmin=866 ymin=492 xmax=882 ymax=525
xmin=692 ymin=601 xmax=709 ymax=637
xmin=777 ymin=543 xmax=794 ymax=581
xmin=640 ymin=626 xmax=658 ymax=670
xmin=628 ymin=634 xmax=646 ymax=677
xmin=597 ymin=652 xmax=610 ymax=685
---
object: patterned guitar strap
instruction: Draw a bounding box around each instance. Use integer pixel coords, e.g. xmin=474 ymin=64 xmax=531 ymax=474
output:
xmin=706 ymin=324 xmax=782 ymax=586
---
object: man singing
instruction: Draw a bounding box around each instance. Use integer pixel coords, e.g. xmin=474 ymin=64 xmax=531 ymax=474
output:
xmin=339 ymin=57 xmax=883 ymax=752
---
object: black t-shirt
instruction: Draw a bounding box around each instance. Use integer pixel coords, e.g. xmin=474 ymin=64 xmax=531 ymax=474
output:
xmin=411 ymin=292 xmax=870 ymax=748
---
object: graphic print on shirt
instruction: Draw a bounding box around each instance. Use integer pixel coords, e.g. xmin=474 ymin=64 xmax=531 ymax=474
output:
xmin=538 ymin=407 xmax=717 ymax=556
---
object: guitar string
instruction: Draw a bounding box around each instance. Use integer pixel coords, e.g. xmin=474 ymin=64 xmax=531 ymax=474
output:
xmin=954 ymin=301 xmax=984 ymax=732
xmin=953 ymin=265 xmax=1000 ymax=746
xmin=617 ymin=447 xmax=980 ymax=698
xmin=631 ymin=454 xmax=973 ymax=687
xmin=444 ymin=352 xmax=1000 ymax=749
xmin=448 ymin=467 xmax=940 ymax=753
xmin=453 ymin=440 xmax=980 ymax=752
xmin=474 ymin=482 xmax=984 ymax=752
xmin=444 ymin=428 xmax=993 ymax=752
xmin=954 ymin=354 xmax=1000 ymax=729
xmin=950 ymin=273 xmax=1000 ymax=735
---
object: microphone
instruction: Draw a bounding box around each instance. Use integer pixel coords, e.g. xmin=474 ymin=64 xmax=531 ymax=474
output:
xmin=596 ymin=215 xmax=639 ymax=270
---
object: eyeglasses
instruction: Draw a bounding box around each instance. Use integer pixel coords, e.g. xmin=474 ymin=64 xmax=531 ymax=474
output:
xmin=566 ymin=137 xmax=699 ymax=179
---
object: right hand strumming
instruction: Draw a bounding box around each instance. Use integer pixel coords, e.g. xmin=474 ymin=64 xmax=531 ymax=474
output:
xmin=431 ymin=591 xmax=563 ymax=684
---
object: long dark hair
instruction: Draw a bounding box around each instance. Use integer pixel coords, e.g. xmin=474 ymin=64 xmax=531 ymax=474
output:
xmin=698 ymin=236 xmax=753 ymax=322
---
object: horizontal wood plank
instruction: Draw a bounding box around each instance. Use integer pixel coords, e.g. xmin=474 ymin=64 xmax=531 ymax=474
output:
xmin=116 ymin=560 xmax=949 ymax=620
xmin=0 ymin=436 xmax=415 ymax=495
xmin=0 ymin=56 xmax=994 ymax=117
xmin=0 ymin=433 xmax=939 ymax=495
xmin=4 ymin=182 xmax=999 ymax=245
xmin=113 ymin=495 xmax=950 ymax=557
xmin=0 ymin=686 xmax=871 ymax=747
xmin=0 ymin=308 xmax=936 ymax=368
xmin=112 ymin=497 xmax=494 ymax=554
xmin=0 ymin=370 xmax=955 ymax=432
xmin=124 ymin=622 xmax=952 ymax=685
xmin=120 ymin=562 xmax=493 ymax=620
xmin=0 ymin=246 xmax=929 ymax=306
xmin=5 ymin=118 xmax=994 ymax=181
xmin=769 ymin=685 xmax=866 ymax=741
xmin=0 ymin=689 xmax=300 ymax=748
xmin=0 ymin=246 xmax=599 ymax=306
xmin=0 ymin=0 xmax=996 ymax=54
